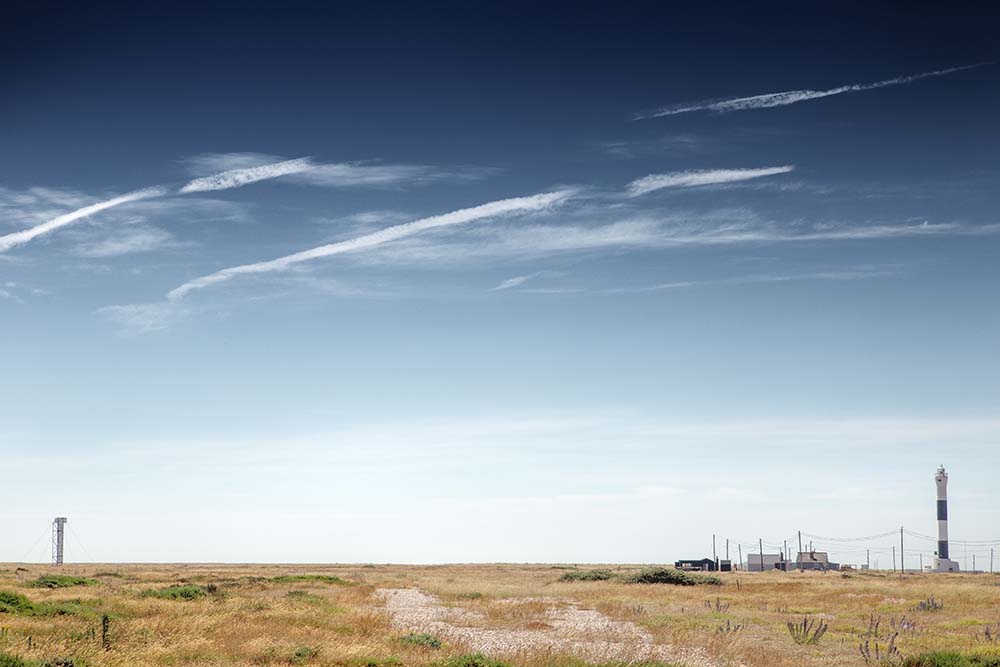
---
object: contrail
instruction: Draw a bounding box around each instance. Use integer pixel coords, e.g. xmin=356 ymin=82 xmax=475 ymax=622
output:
xmin=627 ymin=166 xmax=794 ymax=196
xmin=636 ymin=63 xmax=992 ymax=119
xmin=168 ymin=189 xmax=576 ymax=301
xmin=0 ymin=158 xmax=316 ymax=253
xmin=0 ymin=187 xmax=166 ymax=253
xmin=179 ymin=157 xmax=313 ymax=193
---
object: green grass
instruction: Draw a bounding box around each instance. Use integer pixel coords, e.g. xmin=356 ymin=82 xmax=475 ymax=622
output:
xmin=623 ymin=568 xmax=722 ymax=586
xmin=0 ymin=591 xmax=95 ymax=618
xmin=399 ymin=632 xmax=443 ymax=649
xmin=27 ymin=575 xmax=97 ymax=589
xmin=433 ymin=655 xmax=509 ymax=667
xmin=270 ymin=574 xmax=350 ymax=585
xmin=558 ymin=569 xmax=614 ymax=582
xmin=0 ymin=654 xmax=81 ymax=667
xmin=903 ymin=653 xmax=1000 ymax=667
xmin=140 ymin=584 xmax=209 ymax=600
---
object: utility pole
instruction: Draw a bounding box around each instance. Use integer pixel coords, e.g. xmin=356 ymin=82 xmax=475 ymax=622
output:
xmin=798 ymin=531 xmax=803 ymax=571
xmin=900 ymin=526 xmax=905 ymax=575
xmin=866 ymin=548 xmax=870 ymax=570
xmin=784 ymin=540 xmax=788 ymax=563
xmin=726 ymin=538 xmax=729 ymax=561
xmin=713 ymin=534 xmax=717 ymax=569
xmin=738 ymin=544 xmax=743 ymax=571
xmin=892 ymin=546 xmax=896 ymax=573
xmin=759 ymin=538 xmax=764 ymax=572
xmin=991 ymin=548 xmax=994 ymax=574
xmin=920 ymin=553 xmax=923 ymax=571
xmin=973 ymin=554 xmax=976 ymax=572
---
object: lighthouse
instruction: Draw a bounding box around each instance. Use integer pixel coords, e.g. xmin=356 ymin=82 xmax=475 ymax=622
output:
xmin=933 ymin=466 xmax=960 ymax=572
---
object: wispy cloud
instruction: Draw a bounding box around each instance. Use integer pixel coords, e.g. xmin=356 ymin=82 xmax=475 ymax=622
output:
xmin=167 ymin=190 xmax=577 ymax=301
xmin=97 ymin=302 xmax=184 ymax=334
xmin=361 ymin=207 xmax=1000 ymax=266
xmin=636 ymin=63 xmax=991 ymax=119
xmin=74 ymin=226 xmax=176 ymax=258
xmin=491 ymin=270 xmax=562 ymax=291
xmin=0 ymin=188 xmax=166 ymax=253
xmin=601 ymin=269 xmax=898 ymax=294
xmin=182 ymin=152 xmax=495 ymax=190
xmin=179 ymin=157 xmax=313 ymax=193
xmin=626 ymin=166 xmax=795 ymax=196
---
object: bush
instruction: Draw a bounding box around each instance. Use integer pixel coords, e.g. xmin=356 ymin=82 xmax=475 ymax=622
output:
xmin=141 ymin=584 xmax=208 ymax=600
xmin=0 ymin=591 xmax=36 ymax=614
xmin=558 ymin=569 xmax=614 ymax=582
xmin=399 ymin=632 xmax=443 ymax=649
xmin=434 ymin=655 xmax=510 ymax=667
xmin=623 ymin=568 xmax=722 ymax=586
xmin=271 ymin=575 xmax=349 ymax=585
xmin=28 ymin=576 xmax=96 ymax=589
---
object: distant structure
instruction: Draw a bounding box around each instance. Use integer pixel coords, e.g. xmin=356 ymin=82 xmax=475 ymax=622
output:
xmin=796 ymin=550 xmax=839 ymax=571
xmin=743 ymin=553 xmax=783 ymax=571
xmin=52 ymin=517 xmax=67 ymax=565
xmin=675 ymin=558 xmax=717 ymax=572
xmin=933 ymin=466 xmax=960 ymax=572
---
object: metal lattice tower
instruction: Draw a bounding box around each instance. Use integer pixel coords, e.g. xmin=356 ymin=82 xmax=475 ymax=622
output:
xmin=52 ymin=517 xmax=67 ymax=565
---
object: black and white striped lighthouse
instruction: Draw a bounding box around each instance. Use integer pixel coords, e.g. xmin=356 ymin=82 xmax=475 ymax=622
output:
xmin=933 ymin=466 xmax=960 ymax=572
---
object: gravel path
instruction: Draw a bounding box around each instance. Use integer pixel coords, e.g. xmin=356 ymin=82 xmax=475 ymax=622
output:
xmin=377 ymin=588 xmax=717 ymax=666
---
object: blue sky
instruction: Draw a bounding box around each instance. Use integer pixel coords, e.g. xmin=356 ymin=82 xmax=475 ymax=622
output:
xmin=2 ymin=3 xmax=999 ymax=564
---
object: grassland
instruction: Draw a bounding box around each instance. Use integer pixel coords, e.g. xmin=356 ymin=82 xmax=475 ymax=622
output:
xmin=0 ymin=563 xmax=998 ymax=667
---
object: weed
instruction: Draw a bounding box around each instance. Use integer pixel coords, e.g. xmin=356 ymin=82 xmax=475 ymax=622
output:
xmin=912 ymin=596 xmax=945 ymax=612
xmin=558 ymin=569 xmax=614 ymax=582
xmin=704 ymin=597 xmax=731 ymax=613
xmin=399 ymin=632 xmax=443 ymax=649
xmin=716 ymin=619 xmax=746 ymax=635
xmin=787 ymin=616 xmax=829 ymax=645
xmin=860 ymin=632 xmax=902 ymax=666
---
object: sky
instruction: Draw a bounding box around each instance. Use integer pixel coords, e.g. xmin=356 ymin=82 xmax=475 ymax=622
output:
xmin=2 ymin=3 xmax=999 ymax=565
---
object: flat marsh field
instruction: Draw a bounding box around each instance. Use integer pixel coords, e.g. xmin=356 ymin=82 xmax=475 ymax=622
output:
xmin=2 ymin=563 xmax=999 ymax=667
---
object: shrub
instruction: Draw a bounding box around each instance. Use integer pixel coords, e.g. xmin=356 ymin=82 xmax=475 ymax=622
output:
xmin=399 ymin=632 xmax=443 ymax=649
xmin=623 ymin=568 xmax=722 ymax=586
xmin=141 ymin=584 xmax=208 ymax=600
xmin=434 ymin=655 xmax=510 ymax=667
xmin=559 ymin=569 xmax=614 ymax=582
xmin=28 ymin=576 xmax=96 ymax=589
xmin=271 ymin=575 xmax=348 ymax=585
xmin=0 ymin=591 xmax=36 ymax=614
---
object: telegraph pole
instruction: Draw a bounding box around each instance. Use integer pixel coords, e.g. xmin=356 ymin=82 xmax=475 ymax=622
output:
xmin=900 ymin=526 xmax=905 ymax=575
xmin=892 ymin=546 xmax=896 ymax=573
xmin=713 ymin=534 xmax=717 ymax=569
xmin=759 ymin=538 xmax=764 ymax=572
xmin=798 ymin=531 xmax=803 ymax=571
xmin=738 ymin=544 xmax=743 ymax=571
xmin=866 ymin=548 xmax=870 ymax=570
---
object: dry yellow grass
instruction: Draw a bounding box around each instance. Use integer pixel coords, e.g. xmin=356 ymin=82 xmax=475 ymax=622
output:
xmin=1 ymin=562 xmax=998 ymax=666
